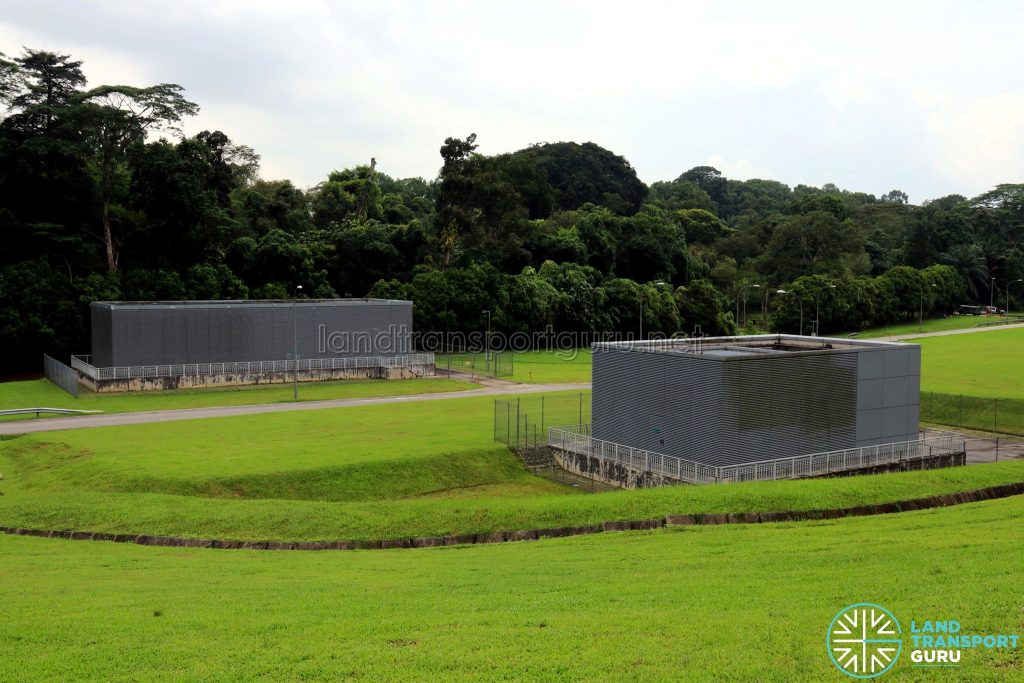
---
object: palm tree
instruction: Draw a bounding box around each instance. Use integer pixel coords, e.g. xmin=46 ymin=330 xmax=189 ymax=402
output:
xmin=942 ymin=243 xmax=989 ymax=300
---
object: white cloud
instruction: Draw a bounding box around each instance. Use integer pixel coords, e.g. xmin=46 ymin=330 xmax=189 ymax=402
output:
xmin=705 ymin=155 xmax=773 ymax=182
xmin=0 ymin=0 xmax=1022 ymax=198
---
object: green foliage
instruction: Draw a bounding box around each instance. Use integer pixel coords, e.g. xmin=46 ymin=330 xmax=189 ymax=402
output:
xmin=2 ymin=46 xmax=1023 ymax=371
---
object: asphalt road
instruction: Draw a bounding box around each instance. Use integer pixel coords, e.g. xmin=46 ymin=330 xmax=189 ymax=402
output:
xmin=0 ymin=380 xmax=592 ymax=435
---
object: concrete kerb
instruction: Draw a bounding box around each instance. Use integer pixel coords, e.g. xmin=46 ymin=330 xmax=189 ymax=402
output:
xmin=2 ymin=482 xmax=1022 ymax=552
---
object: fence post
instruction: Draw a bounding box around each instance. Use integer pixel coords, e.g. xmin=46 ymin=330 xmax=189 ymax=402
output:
xmin=516 ymin=398 xmax=521 ymax=449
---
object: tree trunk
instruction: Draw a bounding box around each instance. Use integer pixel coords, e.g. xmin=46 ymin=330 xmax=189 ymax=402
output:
xmin=102 ymin=198 xmax=117 ymax=272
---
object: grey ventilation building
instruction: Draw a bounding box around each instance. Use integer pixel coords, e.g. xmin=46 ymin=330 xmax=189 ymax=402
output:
xmin=89 ymin=299 xmax=412 ymax=367
xmin=591 ymin=335 xmax=921 ymax=467
xmin=74 ymin=299 xmax=431 ymax=392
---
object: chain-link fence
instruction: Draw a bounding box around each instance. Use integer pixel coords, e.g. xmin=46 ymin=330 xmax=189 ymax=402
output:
xmin=43 ymin=354 xmax=79 ymax=397
xmin=494 ymin=392 xmax=591 ymax=451
xmin=921 ymin=392 xmax=1024 ymax=436
xmin=436 ymin=352 xmax=514 ymax=379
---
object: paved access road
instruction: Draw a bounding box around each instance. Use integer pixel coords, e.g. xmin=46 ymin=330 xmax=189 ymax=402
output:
xmin=0 ymin=381 xmax=592 ymax=436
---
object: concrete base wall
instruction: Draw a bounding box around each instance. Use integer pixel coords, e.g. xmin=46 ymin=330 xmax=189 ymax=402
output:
xmin=79 ymin=363 xmax=434 ymax=393
xmin=551 ymin=448 xmax=685 ymax=489
xmin=818 ymin=451 xmax=966 ymax=478
xmin=551 ymin=447 xmax=966 ymax=489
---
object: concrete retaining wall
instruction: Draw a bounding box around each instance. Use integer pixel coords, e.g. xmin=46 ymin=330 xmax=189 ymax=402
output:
xmin=551 ymin=447 xmax=684 ymax=489
xmin=79 ymin=363 xmax=434 ymax=393
xmin=551 ymin=447 xmax=966 ymax=488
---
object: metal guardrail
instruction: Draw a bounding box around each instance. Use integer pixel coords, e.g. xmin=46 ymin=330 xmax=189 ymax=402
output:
xmin=71 ymin=353 xmax=435 ymax=381
xmin=0 ymin=408 xmax=103 ymax=417
xmin=548 ymin=425 xmax=966 ymax=484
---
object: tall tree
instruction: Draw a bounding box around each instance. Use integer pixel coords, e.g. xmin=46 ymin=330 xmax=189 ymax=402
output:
xmin=75 ymin=84 xmax=199 ymax=270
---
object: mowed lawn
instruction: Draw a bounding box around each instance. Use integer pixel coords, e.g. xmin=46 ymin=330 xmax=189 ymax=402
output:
xmin=2 ymin=497 xmax=1023 ymax=681
xmin=856 ymin=315 xmax=1023 ymax=339
xmin=3 ymin=388 xmax=1024 ymax=541
xmin=0 ymin=376 xmax=473 ymax=417
xmin=917 ymin=327 xmax=1024 ymax=398
xmin=511 ymin=349 xmax=592 ymax=384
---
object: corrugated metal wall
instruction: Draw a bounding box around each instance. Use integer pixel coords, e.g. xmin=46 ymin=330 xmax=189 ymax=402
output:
xmin=90 ymin=305 xmax=113 ymax=367
xmin=90 ymin=300 xmax=413 ymax=366
xmin=592 ymin=346 xmax=862 ymax=467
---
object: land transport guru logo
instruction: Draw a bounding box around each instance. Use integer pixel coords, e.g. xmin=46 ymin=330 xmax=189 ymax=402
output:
xmin=827 ymin=603 xmax=1021 ymax=678
xmin=827 ymin=603 xmax=902 ymax=678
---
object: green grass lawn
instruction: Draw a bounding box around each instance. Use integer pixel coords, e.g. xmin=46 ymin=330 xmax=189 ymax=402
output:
xmin=3 ymin=390 xmax=1023 ymax=541
xmin=0 ymin=376 xmax=473 ymax=418
xmin=2 ymin=496 xmax=1023 ymax=681
xmin=855 ymin=315 xmax=1023 ymax=339
xmin=510 ymin=349 xmax=592 ymax=384
xmin=918 ymin=327 xmax=1024 ymax=399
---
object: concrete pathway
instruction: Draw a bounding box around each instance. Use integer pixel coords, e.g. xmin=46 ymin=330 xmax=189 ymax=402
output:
xmin=0 ymin=381 xmax=592 ymax=436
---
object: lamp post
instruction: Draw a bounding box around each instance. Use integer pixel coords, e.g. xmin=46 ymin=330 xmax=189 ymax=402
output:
xmin=775 ymin=289 xmax=803 ymax=335
xmin=813 ymin=284 xmax=836 ymax=337
xmin=736 ymin=284 xmax=760 ymax=333
xmin=991 ymin=277 xmax=996 ymax=310
xmin=1008 ymin=279 xmax=1023 ymax=320
xmin=919 ymin=283 xmax=937 ymax=333
xmin=482 ymin=309 xmax=491 ymax=370
xmin=637 ymin=281 xmax=667 ymax=341
xmin=292 ymin=284 xmax=303 ymax=401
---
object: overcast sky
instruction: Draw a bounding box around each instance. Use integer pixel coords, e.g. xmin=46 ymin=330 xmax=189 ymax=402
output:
xmin=2 ymin=1 xmax=1022 ymax=202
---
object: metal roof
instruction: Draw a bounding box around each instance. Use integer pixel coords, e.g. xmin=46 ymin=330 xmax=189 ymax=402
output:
xmin=593 ymin=334 xmax=911 ymax=361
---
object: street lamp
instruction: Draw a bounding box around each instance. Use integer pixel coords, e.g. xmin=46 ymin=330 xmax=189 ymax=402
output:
xmin=292 ymin=284 xmax=303 ymax=400
xmin=482 ymin=309 xmax=491 ymax=369
xmin=1008 ymin=279 xmax=1023 ymax=320
xmin=736 ymin=284 xmax=760 ymax=333
xmin=637 ymin=281 xmax=667 ymax=341
xmin=775 ymin=289 xmax=804 ymax=335
xmin=919 ymin=283 xmax=937 ymax=333
xmin=990 ymin=277 xmax=996 ymax=310
xmin=813 ymin=284 xmax=837 ymax=337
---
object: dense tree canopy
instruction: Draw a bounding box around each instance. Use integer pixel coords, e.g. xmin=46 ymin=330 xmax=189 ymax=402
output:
xmin=1 ymin=47 xmax=1021 ymax=371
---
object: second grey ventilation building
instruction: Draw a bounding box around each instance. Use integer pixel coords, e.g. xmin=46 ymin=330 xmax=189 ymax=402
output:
xmin=89 ymin=298 xmax=413 ymax=367
xmin=591 ymin=335 xmax=921 ymax=467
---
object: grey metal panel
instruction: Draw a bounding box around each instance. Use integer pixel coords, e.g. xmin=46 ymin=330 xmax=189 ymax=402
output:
xmin=857 ymin=379 xmax=883 ymax=410
xmin=857 ymin=409 xmax=883 ymax=441
xmin=882 ymin=405 xmax=910 ymax=439
xmin=858 ymin=349 xmax=884 ymax=380
xmin=163 ymin=307 xmax=188 ymax=365
xmin=90 ymin=304 xmax=113 ymax=367
xmin=592 ymin=346 xmax=859 ymax=467
xmin=111 ymin=309 xmax=140 ymax=366
xmin=883 ymin=347 xmax=912 ymax=377
xmin=882 ymin=376 xmax=909 ymax=408
xmin=907 ymin=404 xmax=920 ymax=435
xmin=92 ymin=299 xmax=414 ymax=366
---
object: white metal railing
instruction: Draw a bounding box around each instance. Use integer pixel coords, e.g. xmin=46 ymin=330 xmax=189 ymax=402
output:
xmin=547 ymin=424 xmax=965 ymax=485
xmin=71 ymin=353 xmax=435 ymax=381
xmin=548 ymin=425 xmax=720 ymax=483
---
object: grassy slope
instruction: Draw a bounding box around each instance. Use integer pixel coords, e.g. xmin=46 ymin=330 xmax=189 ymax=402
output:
xmin=2 ymin=497 xmax=1023 ymax=681
xmin=1 ymin=389 xmax=1022 ymax=540
xmin=0 ymin=376 xmax=473 ymax=416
